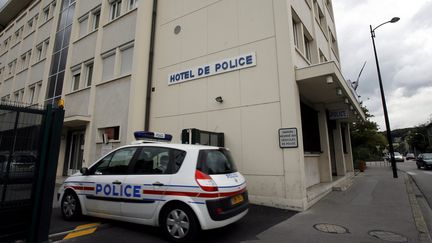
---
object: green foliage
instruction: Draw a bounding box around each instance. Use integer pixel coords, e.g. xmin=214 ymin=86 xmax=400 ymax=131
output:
xmin=350 ymin=106 xmax=387 ymax=161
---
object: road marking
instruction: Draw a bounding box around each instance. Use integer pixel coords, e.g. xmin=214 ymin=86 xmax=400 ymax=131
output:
xmin=407 ymin=172 xmax=417 ymax=176
xmin=63 ymin=223 xmax=100 ymax=240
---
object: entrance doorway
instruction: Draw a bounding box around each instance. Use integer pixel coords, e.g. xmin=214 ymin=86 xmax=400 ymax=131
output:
xmin=66 ymin=131 xmax=85 ymax=175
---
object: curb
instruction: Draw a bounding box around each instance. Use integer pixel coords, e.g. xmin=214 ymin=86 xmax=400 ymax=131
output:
xmin=404 ymin=173 xmax=432 ymax=243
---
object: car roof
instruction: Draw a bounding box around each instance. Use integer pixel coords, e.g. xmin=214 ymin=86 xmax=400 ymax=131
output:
xmin=124 ymin=142 xmax=222 ymax=151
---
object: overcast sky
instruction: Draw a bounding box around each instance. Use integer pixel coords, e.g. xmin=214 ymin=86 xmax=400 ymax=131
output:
xmin=333 ymin=0 xmax=432 ymax=131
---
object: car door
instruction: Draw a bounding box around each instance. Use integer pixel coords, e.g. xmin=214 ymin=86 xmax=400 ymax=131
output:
xmin=83 ymin=147 xmax=139 ymax=216
xmin=121 ymin=146 xmax=186 ymax=220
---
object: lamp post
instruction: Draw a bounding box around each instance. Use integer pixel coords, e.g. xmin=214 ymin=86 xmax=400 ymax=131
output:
xmin=370 ymin=17 xmax=400 ymax=178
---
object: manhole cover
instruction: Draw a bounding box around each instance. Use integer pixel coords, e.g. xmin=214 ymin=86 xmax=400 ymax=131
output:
xmin=313 ymin=223 xmax=349 ymax=234
xmin=369 ymin=230 xmax=408 ymax=242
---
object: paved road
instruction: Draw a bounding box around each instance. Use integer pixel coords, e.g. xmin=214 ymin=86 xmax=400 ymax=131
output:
xmin=49 ymin=204 xmax=296 ymax=242
xmin=398 ymin=159 xmax=432 ymax=236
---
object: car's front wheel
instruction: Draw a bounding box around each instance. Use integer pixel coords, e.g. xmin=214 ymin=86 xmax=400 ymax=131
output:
xmin=161 ymin=204 xmax=199 ymax=242
xmin=61 ymin=191 xmax=82 ymax=220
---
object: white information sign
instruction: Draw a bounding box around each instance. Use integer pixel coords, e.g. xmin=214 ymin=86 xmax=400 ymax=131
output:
xmin=279 ymin=128 xmax=298 ymax=148
xmin=168 ymin=53 xmax=257 ymax=85
xmin=329 ymin=110 xmax=349 ymax=120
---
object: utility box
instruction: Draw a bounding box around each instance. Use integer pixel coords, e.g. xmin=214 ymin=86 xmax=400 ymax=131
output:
xmin=181 ymin=129 xmax=224 ymax=147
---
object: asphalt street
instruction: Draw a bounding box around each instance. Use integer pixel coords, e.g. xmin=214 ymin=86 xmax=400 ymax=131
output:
xmin=398 ymin=159 xmax=432 ymax=236
xmin=49 ymin=203 xmax=296 ymax=242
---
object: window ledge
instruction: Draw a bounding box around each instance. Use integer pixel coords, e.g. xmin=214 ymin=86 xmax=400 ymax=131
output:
xmin=304 ymin=153 xmax=321 ymax=157
xmin=23 ymin=30 xmax=36 ymax=40
xmin=16 ymin=68 xmax=29 ymax=75
xmin=96 ymin=140 xmax=121 ymax=144
xmin=103 ymin=8 xmax=137 ymax=29
xmin=315 ymin=19 xmax=328 ymax=41
xmin=0 ymin=50 xmax=7 ymax=58
xmin=3 ymin=76 xmax=14 ymax=82
xmin=31 ymin=57 xmax=46 ymax=67
xmin=73 ymin=29 xmax=98 ymax=44
xmin=10 ymin=40 xmax=21 ymax=49
xmin=65 ymin=86 xmax=91 ymax=96
xmin=96 ymin=73 xmax=131 ymax=87
xmin=39 ymin=17 xmax=53 ymax=28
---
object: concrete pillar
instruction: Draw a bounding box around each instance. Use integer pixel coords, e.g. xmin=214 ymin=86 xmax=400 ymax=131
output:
xmin=344 ymin=123 xmax=354 ymax=172
xmin=316 ymin=105 xmax=332 ymax=182
xmin=333 ymin=121 xmax=346 ymax=176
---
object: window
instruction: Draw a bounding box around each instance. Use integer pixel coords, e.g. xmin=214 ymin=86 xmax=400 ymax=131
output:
xmin=300 ymin=102 xmax=321 ymax=153
xmin=2 ymin=95 xmax=10 ymax=102
xmin=120 ymin=45 xmax=133 ymax=75
xmin=92 ymin=147 xmax=138 ymax=175
xmin=326 ymin=0 xmax=334 ymax=19
xmin=319 ymin=50 xmax=327 ymax=63
xmin=14 ymin=91 xmax=20 ymax=102
xmin=4 ymin=37 xmax=10 ymax=49
xmin=292 ymin=19 xmax=300 ymax=48
xmin=99 ymin=126 xmax=120 ymax=142
xmin=27 ymin=19 xmax=34 ymax=33
xmin=35 ymin=44 xmax=43 ymax=62
xmin=304 ymin=35 xmax=311 ymax=61
xmin=92 ymin=10 xmax=100 ymax=30
xmin=20 ymin=54 xmax=27 ymax=71
xmin=110 ymin=0 xmax=122 ymax=20
xmin=329 ymin=29 xmax=339 ymax=57
xmin=29 ymin=85 xmax=36 ymax=104
xmin=102 ymin=52 xmax=116 ymax=80
xmin=43 ymin=6 xmax=50 ymax=21
xmin=8 ymin=60 xmax=16 ymax=76
xmin=132 ymin=147 xmax=186 ymax=175
xmin=197 ymin=149 xmax=237 ymax=175
xmin=72 ymin=70 xmax=81 ymax=91
xmin=0 ymin=67 xmax=4 ymax=81
xmin=128 ymin=0 xmax=137 ymax=10
xmin=85 ymin=62 xmax=94 ymax=86
xmin=78 ymin=17 xmax=89 ymax=37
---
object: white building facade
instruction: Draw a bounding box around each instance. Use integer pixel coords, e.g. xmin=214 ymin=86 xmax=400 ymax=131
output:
xmin=0 ymin=0 xmax=365 ymax=211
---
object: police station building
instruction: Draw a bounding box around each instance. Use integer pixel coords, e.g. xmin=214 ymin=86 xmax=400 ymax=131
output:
xmin=0 ymin=0 xmax=365 ymax=211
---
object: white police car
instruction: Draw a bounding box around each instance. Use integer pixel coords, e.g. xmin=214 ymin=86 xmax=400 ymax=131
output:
xmin=58 ymin=132 xmax=248 ymax=242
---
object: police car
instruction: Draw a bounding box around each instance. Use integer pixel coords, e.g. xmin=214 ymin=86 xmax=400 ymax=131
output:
xmin=58 ymin=132 xmax=248 ymax=242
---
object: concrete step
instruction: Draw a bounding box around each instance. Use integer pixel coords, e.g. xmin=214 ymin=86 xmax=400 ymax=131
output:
xmin=332 ymin=178 xmax=353 ymax=191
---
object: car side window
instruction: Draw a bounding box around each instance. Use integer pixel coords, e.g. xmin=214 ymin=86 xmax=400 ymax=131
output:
xmin=132 ymin=147 xmax=186 ymax=175
xmin=92 ymin=147 xmax=138 ymax=175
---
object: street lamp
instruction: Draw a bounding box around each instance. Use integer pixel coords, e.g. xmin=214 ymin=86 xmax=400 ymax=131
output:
xmin=370 ymin=17 xmax=400 ymax=178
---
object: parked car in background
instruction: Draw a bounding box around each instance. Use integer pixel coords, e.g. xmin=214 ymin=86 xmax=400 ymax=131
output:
xmin=416 ymin=153 xmax=432 ymax=169
xmin=0 ymin=151 xmax=37 ymax=179
xmin=405 ymin=153 xmax=415 ymax=160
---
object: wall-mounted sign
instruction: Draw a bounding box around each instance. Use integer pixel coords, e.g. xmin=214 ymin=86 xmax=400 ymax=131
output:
xmin=329 ymin=110 xmax=349 ymax=120
xmin=279 ymin=128 xmax=298 ymax=148
xmin=168 ymin=53 xmax=256 ymax=85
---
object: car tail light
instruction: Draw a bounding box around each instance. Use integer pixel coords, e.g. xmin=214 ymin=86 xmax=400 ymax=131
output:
xmin=195 ymin=170 xmax=218 ymax=192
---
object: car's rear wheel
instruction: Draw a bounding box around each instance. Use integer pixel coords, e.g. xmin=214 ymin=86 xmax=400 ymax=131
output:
xmin=61 ymin=191 xmax=82 ymax=220
xmin=161 ymin=203 xmax=199 ymax=242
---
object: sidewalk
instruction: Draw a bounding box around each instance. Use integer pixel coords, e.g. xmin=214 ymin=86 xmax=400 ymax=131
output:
xmin=248 ymin=166 xmax=430 ymax=243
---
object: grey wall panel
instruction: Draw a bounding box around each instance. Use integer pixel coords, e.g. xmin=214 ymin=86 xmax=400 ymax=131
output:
xmin=14 ymin=70 xmax=28 ymax=91
xmin=29 ymin=59 xmax=46 ymax=84
xmin=70 ymin=31 xmax=97 ymax=66
xmin=22 ymin=33 xmax=35 ymax=52
xmin=1 ymin=78 xmax=13 ymax=96
xmin=77 ymin=0 xmax=101 ymax=18
xmin=28 ymin=1 xmax=41 ymax=17
xmin=64 ymin=88 xmax=90 ymax=117
xmin=36 ymin=19 xmax=53 ymax=44
xmin=94 ymin=76 xmax=130 ymax=142
xmin=101 ymin=11 xmax=136 ymax=53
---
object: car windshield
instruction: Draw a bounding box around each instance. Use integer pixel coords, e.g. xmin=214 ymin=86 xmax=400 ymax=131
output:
xmin=423 ymin=153 xmax=432 ymax=159
xmin=394 ymin=152 xmax=401 ymax=156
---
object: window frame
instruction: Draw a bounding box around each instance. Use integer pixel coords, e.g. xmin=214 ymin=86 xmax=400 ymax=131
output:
xmin=71 ymin=68 xmax=81 ymax=91
xmin=130 ymin=146 xmax=187 ymax=175
xmin=90 ymin=147 xmax=139 ymax=175
xmin=110 ymin=0 xmax=122 ymax=21
xmin=85 ymin=61 xmax=94 ymax=87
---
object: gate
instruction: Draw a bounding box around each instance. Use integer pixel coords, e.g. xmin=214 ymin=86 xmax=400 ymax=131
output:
xmin=0 ymin=101 xmax=64 ymax=242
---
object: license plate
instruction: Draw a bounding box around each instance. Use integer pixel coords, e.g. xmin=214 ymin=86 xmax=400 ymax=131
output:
xmin=231 ymin=194 xmax=244 ymax=205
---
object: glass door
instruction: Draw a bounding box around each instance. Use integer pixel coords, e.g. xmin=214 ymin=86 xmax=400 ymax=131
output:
xmin=67 ymin=131 xmax=85 ymax=175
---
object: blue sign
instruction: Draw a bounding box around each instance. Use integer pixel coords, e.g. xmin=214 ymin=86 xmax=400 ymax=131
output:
xmin=168 ymin=53 xmax=257 ymax=85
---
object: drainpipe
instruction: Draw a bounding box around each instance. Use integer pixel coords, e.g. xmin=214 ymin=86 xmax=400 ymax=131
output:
xmin=144 ymin=0 xmax=158 ymax=131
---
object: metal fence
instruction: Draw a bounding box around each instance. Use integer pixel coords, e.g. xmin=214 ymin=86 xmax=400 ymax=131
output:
xmin=0 ymin=101 xmax=64 ymax=242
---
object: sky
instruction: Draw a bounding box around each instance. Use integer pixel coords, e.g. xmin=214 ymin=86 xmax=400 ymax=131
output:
xmin=333 ymin=0 xmax=432 ymax=131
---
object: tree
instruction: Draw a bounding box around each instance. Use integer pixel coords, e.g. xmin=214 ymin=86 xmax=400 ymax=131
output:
xmin=350 ymin=106 xmax=387 ymax=161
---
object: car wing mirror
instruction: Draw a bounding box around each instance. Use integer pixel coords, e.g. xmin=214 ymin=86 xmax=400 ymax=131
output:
xmin=80 ymin=167 xmax=89 ymax=175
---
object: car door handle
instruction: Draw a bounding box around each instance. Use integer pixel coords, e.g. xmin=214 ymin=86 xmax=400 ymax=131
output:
xmin=152 ymin=182 xmax=164 ymax=187
xmin=112 ymin=180 xmax=122 ymax=185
